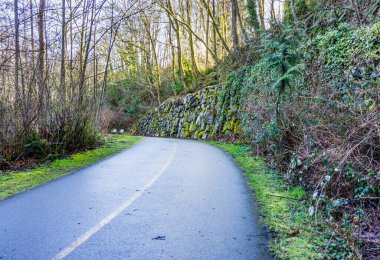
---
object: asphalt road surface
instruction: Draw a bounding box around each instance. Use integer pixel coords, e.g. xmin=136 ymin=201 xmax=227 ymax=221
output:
xmin=0 ymin=137 xmax=271 ymax=260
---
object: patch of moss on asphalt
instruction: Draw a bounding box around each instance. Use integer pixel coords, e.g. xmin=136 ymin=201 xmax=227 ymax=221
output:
xmin=208 ymin=141 xmax=328 ymax=259
xmin=0 ymin=135 xmax=142 ymax=200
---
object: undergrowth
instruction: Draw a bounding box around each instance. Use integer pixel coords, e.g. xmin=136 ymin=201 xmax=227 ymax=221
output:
xmin=218 ymin=22 xmax=380 ymax=258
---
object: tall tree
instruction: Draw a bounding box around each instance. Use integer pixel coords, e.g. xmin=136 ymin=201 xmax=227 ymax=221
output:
xmin=247 ymin=0 xmax=260 ymax=34
xmin=13 ymin=0 xmax=20 ymax=108
xmin=37 ymin=0 xmax=46 ymax=115
xmin=231 ymin=0 xmax=239 ymax=50
xmin=205 ymin=0 xmax=211 ymax=67
xmin=186 ymin=0 xmax=199 ymax=74
xmin=212 ymin=0 xmax=217 ymax=61
xmin=167 ymin=0 xmax=186 ymax=89
xmin=201 ymin=0 xmax=231 ymax=56
xmin=289 ymin=0 xmax=297 ymax=22
xmin=60 ymin=0 xmax=66 ymax=100
xmin=258 ymin=0 xmax=265 ymax=29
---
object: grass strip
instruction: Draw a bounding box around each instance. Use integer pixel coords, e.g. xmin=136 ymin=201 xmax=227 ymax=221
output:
xmin=208 ymin=141 xmax=328 ymax=259
xmin=0 ymin=135 xmax=142 ymax=200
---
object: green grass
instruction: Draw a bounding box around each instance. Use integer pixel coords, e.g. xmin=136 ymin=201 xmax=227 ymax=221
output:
xmin=208 ymin=141 xmax=327 ymax=259
xmin=0 ymin=135 xmax=142 ymax=200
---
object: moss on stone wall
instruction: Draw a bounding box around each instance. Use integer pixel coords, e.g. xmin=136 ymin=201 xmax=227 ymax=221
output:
xmin=137 ymin=85 xmax=240 ymax=139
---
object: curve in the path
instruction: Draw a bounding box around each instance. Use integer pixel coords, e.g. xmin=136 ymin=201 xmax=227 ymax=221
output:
xmin=0 ymin=137 xmax=271 ymax=260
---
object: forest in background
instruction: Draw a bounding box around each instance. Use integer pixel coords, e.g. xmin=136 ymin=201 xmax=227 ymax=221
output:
xmin=1 ymin=0 xmax=262 ymax=166
xmin=0 ymin=0 xmax=379 ymax=258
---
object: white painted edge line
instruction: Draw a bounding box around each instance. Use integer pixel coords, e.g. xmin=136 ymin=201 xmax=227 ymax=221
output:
xmin=52 ymin=142 xmax=178 ymax=260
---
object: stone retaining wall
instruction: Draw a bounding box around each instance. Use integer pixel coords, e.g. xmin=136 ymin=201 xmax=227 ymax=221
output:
xmin=137 ymin=85 xmax=240 ymax=139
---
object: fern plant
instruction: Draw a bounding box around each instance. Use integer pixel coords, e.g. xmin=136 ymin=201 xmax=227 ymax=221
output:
xmin=261 ymin=25 xmax=304 ymax=123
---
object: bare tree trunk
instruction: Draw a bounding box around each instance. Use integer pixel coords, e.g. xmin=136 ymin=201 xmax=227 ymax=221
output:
xmin=69 ymin=0 xmax=73 ymax=98
xmin=270 ymin=0 xmax=276 ymax=24
xmin=27 ymin=0 xmax=36 ymax=125
xmin=93 ymin=21 xmax=98 ymax=102
xmin=141 ymin=13 xmax=162 ymax=103
xmin=60 ymin=0 xmax=66 ymax=101
xmin=14 ymin=0 xmax=20 ymax=108
xmin=231 ymin=0 xmax=239 ymax=50
xmin=79 ymin=0 xmax=96 ymax=104
xmin=157 ymin=0 xmax=218 ymax=63
xmin=168 ymin=20 xmax=176 ymax=81
xmin=205 ymin=0 xmax=210 ymax=67
xmin=212 ymin=0 xmax=217 ymax=61
xmin=236 ymin=2 xmax=248 ymax=42
xmin=289 ymin=0 xmax=297 ymax=22
xmin=350 ymin=0 xmax=361 ymax=26
xmin=29 ymin=0 xmax=36 ymax=91
xmin=201 ymin=0 xmax=231 ymax=56
xmin=186 ymin=0 xmax=199 ymax=75
xmin=258 ymin=0 xmax=265 ymax=29
xmin=174 ymin=20 xmax=185 ymax=89
xmin=167 ymin=0 xmax=186 ymax=89
xmin=37 ymin=0 xmax=46 ymax=117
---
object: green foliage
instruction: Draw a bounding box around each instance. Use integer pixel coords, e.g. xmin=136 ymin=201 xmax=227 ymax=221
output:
xmin=238 ymin=25 xmax=306 ymax=156
xmin=309 ymin=22 xmax=380 ymax=68
xmin=289 ymin=187 xmax=306 ymax=200
xmin=303 ymin=0 xmax=380 ymax=29
xmin=282 ymin=0 xmax=317 ymax=23
xmin=238 ymin=19 xmax=380 ymax=259
xmin=182 ymin=58 xmax=195 ymax=87
xmin=171 ymin=82 xmax=183 ymax=94
xmin=217 ymin=66 xmax=251 ymax=133
xmin=294 ymin=0 xmax=312 ymax=16
xmin=105 ymin=77 xmax=147 ymax=129
xmin=261 ymin=25 xmax=304 ymax=115
xmin=246 ymin=0 xmax=260 ymax=32
xmin=22 ymin=132 xmax=48 ymax=158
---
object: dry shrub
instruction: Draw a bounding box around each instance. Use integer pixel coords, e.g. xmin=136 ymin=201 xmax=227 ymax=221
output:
xmin=99 ymin=108 xmax=131 ymax=131
xmin=0 ymin=97 xmax=101 ymax=171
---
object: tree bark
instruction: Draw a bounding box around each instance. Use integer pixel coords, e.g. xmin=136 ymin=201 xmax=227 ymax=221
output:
xmin=60 ymin=0 xmax=66 ymax=100
xmin=231 ymin=0 xmax=239 ymax=50
xmin=236 ymin=2 xmax=248 ymax=42
xmin=289 ymin=0 xmax=297 ymax=22
xmin=168 ymin=20 xmax=176 ymax=79
xmin=258 ymin=0 xmax=265 ymax=29
xmin=205 ymin=0 xmax=210 ymax=67
xmin=14 ymin=0 xmax=20 ymax=108
xmin=350 ymin=0 xmax=361 ymax=26
xmin=167 ymin=0 xmax=186 ymax=90
xmin=270 ymin=0 xmax=276 ymax=23
xmin=201 ymin=0 xmax=231 ymax=56
xmin=37 ymin=0 xmax=46 ymax=116
xmin=186 ymin=0 xmax=199 ymax=74
xmin=212 ymin=0 xmax=217 ymax=61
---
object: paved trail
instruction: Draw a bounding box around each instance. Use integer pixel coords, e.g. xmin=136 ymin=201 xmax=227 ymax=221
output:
xmin=0 ymin=137 xmax=270 ymax=260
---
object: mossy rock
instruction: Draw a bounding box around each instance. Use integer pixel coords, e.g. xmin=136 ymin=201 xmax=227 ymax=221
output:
xmin=189 ymin=122 xmax=196 ymax=132
xmin=184 ymin=122 xmax=190 ymax=132
xmin=233 ymin=121 xmax=240 ymax=135
xmin=138 ymin=84 xmax=241 ymax=139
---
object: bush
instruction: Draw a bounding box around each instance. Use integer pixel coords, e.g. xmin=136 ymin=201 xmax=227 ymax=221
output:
xmin=239 ymin=22 xmax=380 ymax=258
xmin=22 ymin=132 xmax=48 ymax=158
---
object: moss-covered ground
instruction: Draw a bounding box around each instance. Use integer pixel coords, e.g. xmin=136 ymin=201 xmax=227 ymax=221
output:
xmin=0 ymin=135 xmax=142 ymax=200
xmin=208 ymin=141 xmax=328 ymax=259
